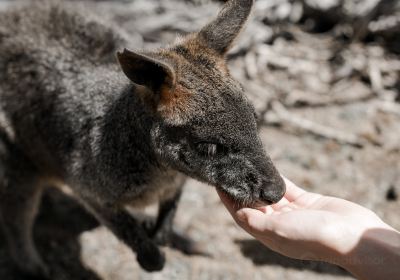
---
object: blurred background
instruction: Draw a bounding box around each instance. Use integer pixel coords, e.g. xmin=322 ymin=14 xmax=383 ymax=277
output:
xmin=0 ymin=0 xmax=399 ymax=279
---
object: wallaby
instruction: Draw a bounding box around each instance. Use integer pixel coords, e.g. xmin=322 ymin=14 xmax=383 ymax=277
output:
xmin=0 ymin=0 xmax=285 ymax=277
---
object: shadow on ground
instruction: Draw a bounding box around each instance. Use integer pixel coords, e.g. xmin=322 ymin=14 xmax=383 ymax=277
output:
xmin=235 ymin=239 xmax=350 ymax=276
xmin=0 ymin=188 xmax=101 ymax=280
xmin=0 ymin=188 xmax=207 ymax=280
xmin=0 ymin=187 xmax=351 ymax=279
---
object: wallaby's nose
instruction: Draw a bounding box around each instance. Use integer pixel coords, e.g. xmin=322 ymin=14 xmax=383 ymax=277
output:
xmin=259 ymin=177 xmax=286 ymax=204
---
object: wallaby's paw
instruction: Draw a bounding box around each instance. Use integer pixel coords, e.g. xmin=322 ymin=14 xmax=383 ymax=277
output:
xmin=136 ymin=242 xmax=165 ymax=272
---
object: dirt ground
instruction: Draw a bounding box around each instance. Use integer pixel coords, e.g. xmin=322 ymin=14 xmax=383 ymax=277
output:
xmin=0 ymin=0 xmax=399 ymax=279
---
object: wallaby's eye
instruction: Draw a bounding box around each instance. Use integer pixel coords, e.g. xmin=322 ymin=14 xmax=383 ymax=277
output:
xmin=196 ymin=142 xmax=224 ymax=158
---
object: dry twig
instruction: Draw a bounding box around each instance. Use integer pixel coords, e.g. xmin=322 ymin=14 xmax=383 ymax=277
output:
xmin=264 ymin=101 xmax=370 ymax=147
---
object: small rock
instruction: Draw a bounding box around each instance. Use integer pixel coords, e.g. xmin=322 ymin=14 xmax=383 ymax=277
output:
xmin=386 ymin=185 xmax=398 ymax=201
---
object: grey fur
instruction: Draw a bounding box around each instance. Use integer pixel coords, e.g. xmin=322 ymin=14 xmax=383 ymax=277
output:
xmin=199 ymin=0 xmax=254 ymax=54
xmin=0 ymin=0 xmax=285 ymax=277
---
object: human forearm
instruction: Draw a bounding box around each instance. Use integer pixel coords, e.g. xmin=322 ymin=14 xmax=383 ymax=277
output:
xmin=334 ymin=224 xmax=400 ymax=280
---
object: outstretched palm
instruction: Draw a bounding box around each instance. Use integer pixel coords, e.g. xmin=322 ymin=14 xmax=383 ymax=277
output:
xmin=218 ymin=177 xmax=388 ymax=262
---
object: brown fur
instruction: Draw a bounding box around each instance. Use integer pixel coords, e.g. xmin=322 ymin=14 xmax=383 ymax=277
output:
xmin=154 ymin=37 xmax=229 ymax=123
xmin=159 ymin=83 xmax=192 ymax=121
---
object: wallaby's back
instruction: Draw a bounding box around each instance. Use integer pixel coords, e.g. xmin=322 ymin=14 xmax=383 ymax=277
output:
xmin=0 ymin=1 xmax=124 ymax=65
xmin=0 ymin=0 xmax=127 ymax=108
xmin=0 ymin=1 xmax=131 ymax=174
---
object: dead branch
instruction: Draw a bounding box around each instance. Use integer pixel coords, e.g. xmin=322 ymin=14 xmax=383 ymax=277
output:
xmin=264 ymin=101 xmax=371 ymax=147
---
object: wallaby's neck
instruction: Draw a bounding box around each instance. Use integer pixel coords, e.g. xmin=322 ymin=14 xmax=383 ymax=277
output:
xmin=77 ymin=67 xmax=161 ymax=185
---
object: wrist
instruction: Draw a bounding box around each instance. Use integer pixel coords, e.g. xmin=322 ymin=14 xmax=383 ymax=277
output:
xmin=318 ymin=215 xmax=393 ymax=266
xmin=334 ymin=223 xmax=400 ymax=279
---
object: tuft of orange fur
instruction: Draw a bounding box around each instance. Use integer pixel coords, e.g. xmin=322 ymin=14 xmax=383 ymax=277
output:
xmin=158 ymin=83 xmax=192 ymax=124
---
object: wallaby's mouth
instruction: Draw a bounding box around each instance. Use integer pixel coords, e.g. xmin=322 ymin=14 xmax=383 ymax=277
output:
xmin=216 ymin=185 xmax=277 ymax=208
xmin=216 ymin=175 xmax=286 ymax=208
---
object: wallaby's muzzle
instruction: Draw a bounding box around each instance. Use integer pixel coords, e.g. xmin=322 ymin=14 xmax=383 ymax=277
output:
xmin=215 ymin=152 xmax=286 ymax=206
xmin=257 ymin=175 xmax=286 ymax=205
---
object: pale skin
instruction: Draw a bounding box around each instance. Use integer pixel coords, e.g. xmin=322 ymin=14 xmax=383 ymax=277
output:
xmin=218 ymin=177 xmax=400 ymax=280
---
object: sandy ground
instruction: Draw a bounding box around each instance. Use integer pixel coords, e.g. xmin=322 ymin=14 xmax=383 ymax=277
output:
xmin=0 ymin=0 xmax=399 ymax=279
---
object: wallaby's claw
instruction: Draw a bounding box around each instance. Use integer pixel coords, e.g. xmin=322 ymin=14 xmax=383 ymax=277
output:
xmin=136 ymin=242 xmax=165 ymax=272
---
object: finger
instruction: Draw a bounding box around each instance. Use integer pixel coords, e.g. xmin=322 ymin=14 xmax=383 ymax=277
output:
xmin=270 ymin=196 xmax=290 ymax=210
xmin=273 ymin=206 xmax=293 ymax=213
xmin=257 ymin=196 xmax=289 ymax=212
xmin=236 ymin=208 xmax=274 ymax=232
xmin=217 ymin=189 xmax=244 ymax=215
xmin=281 ymin=176 xmax=306 ymax=202
xmin=217 ymin=190 xmax=261 ymax=231
xmin=256 ymin=205 xmax=274 ymax=214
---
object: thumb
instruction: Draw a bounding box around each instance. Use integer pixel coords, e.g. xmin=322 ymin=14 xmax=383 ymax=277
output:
xmin=217 ymin=189 xmax=241 ymax=213
xmin=217 ymin=190 xmax=264 ymax=227
xmin=217 ymin=189 xmax=275 ymax=233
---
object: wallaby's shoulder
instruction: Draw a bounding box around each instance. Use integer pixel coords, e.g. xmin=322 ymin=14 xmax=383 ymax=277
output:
xmin=0 ymin=0 xmax=126 ymax=64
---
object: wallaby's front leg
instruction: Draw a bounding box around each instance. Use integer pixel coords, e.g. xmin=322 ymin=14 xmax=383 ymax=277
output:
xmin=150 ymin=189 xmax=182 ymax=245
xmin=151 ymin=189 xmax=204 ymax=255
xmin=81 ymin=198 xmax=165 ymax=272
xmin=0 ymin=176 xmax=49 ymax=279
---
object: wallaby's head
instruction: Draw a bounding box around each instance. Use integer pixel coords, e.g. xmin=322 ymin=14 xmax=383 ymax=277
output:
xmin=117 ymin=0 xmax=285 ymax=206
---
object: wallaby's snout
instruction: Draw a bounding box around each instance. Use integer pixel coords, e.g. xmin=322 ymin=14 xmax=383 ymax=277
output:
xmin=117 ymin=0 xmax=285 ymax=206
xmin=251 ymin=155 xmax=286 ymax=205
xmin=258 ymin=178 xmax=286 ymax=205
xmin=254 ymin=164 xmax=286 ymax=205
xmin=213 ymin=149 xmax=286 ymax=206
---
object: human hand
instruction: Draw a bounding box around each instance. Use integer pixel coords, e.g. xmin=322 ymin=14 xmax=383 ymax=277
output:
xmin=218 ymin=177 xmax=393 ymax=264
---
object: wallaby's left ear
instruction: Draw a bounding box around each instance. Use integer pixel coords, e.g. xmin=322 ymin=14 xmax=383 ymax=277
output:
xmin=197 ymin=0 xmax=254 ymax=55
xmin=117 ymin=49 xmax=176 ymax=92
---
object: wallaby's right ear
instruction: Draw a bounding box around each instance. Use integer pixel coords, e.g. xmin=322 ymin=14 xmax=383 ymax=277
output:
xmin=197 ymin=0 xmax=254 ymax=55
xmin=117 ymin=49 xmax=176 ymax=92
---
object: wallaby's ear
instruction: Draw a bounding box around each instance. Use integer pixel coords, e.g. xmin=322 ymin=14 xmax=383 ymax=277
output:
xmin=197 ymin=0 xmax=253 ymax=55
xmin=117 ymin=49 xmax=176 ymax=92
